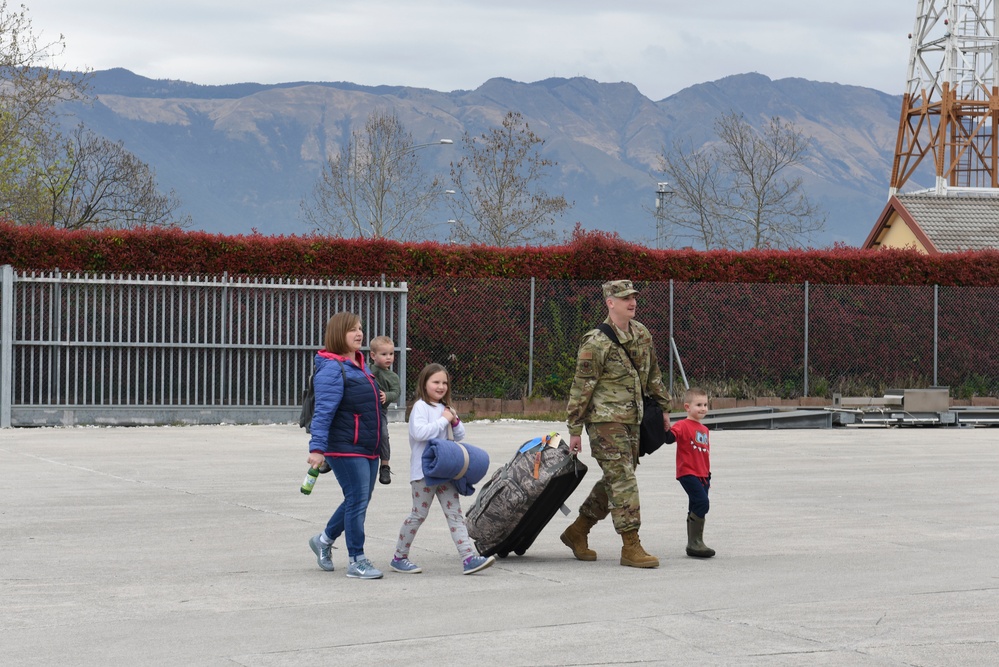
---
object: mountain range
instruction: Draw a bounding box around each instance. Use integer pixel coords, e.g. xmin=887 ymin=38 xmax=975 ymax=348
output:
xmin=60 ymin=69 xmax=913 ymax=247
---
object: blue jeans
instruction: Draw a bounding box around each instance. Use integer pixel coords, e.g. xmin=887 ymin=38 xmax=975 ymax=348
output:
xmin=678 ymin=474 xmax=711 ymax=518
xmin=324 ymin=456 xmax=379 ymax=559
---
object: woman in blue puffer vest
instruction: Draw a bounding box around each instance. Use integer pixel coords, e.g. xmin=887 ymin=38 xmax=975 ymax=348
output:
xmin=306 ymin=312 xmax=385 ymax=579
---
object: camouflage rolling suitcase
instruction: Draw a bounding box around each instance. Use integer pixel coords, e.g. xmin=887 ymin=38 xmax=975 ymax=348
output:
xmin=466 ymin=433 xmax=587 ymax=558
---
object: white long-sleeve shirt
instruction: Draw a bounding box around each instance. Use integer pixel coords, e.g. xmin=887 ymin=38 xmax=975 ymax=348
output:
xmin=407 ymin=399 xmax=466 ymax=482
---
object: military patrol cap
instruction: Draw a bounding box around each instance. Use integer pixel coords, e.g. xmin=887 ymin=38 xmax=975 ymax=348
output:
xmin=602 ymin=280 xmax=639 ymax=299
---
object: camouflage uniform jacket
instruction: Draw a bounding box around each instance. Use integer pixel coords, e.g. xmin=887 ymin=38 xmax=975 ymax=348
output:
xmin=566 ymin=318 xmax=671 ymax=437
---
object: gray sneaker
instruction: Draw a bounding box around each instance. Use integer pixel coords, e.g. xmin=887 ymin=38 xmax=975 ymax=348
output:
xmin=346 ymin=558 xmax=383 ymax=579
xmin=462 ymin=554 xmax=495 ymax=575
xmin=309 ymin=534 xmax=334 ymax=571
xmin=390 ymin=557 xmax=423 ymax=574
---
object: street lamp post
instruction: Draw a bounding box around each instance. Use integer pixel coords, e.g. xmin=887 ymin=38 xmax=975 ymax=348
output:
xmin=655 ymin=182 xmax=674 ymax=250
xmin=379 ymin=138 xmax=453 ymax=239
xmin=390 ymin=139 xmax=453 ymax=158
xmin=444 ymin=189 xmax=458 ymax=243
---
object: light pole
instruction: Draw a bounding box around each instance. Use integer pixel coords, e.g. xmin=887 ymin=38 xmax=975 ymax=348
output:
xmin=444 ymin=189 xmax=458 ymax=243
xmin=655 ymin=182 xmax=674 ymax=250
xmin=390 ymin=138 xmax=453 ymax=158
xmin=375 ymin=138 xmax=453 ymax=239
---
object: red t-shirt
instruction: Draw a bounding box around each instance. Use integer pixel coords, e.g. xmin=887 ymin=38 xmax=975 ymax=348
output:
xmin=671 ymin=418 xmax=710 ymax=479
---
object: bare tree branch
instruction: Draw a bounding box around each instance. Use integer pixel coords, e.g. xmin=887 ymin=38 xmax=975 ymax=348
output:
xmin=301 ymin=109 xmax=447 ymax=240
xmin=655 ymin=111 xmax=825 ymax=250
xmin=715 ymin=112 xmax=826 ymax=249
xmin=448 ymin=111 xmax=570 ymax=246
xmin=656 ymin=139 xmax=732 ymax=249
xmin=40 ymin=127 xmax=190 ymax=229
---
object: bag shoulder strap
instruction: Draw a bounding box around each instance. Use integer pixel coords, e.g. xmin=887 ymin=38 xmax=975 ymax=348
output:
xmin=597 ymin=322 xmax=651 ymax=397
xmin=305 ymin=359 xmax=347 ymax=403
xmin=300 ymin=358 xmax=348 ymax=430
xmin=596 ymin=322 xmax=640 ymax=375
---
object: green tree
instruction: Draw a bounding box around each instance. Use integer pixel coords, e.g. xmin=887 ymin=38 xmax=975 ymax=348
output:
xmin=1 ymin=2 xmax=186 ymax=229
xmin=301 ymin=109 xmax=449 ymax=240
xmin=448 ymin=111 xmax=570 ymax=246
xmin=0 ymin=1 xmax=87 ymax=221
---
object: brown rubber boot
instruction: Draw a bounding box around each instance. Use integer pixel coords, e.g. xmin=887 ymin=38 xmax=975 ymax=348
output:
xmin=620 ymin=530 xmax=659 ymax=568
xmin=685 ymin=512 xmax=716 ymax=558
xmin=560 ymin=514 xmax=598 ymax=561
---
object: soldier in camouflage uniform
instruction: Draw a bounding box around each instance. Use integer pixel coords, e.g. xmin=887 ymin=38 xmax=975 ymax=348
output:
xmin=561 ymin=280 xmax=672 ymax=568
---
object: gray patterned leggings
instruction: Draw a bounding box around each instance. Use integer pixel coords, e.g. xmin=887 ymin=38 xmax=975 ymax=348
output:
xmin=393 ymin=480 xmax=474 ymax=561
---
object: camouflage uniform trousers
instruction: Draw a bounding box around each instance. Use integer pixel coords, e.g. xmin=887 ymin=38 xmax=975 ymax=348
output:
xmin=578 ymin=422 xmax=642 ymax=534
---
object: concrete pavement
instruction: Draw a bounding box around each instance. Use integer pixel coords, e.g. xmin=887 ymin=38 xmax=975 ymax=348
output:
xmin=2 ymin=421 xmax=997 ymax=666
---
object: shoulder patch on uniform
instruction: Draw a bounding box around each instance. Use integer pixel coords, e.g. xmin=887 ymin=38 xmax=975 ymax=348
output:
xmin=579 ymin=351 xmax=593 ymax=360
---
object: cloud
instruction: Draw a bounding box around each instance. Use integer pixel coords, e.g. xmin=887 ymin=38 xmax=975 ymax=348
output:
xmin=28 ymin=0 xmax=913 ymax=98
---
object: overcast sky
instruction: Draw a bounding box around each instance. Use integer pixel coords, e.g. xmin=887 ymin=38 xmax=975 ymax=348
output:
xmin=29 ymin=1 xmax=915 ymax=100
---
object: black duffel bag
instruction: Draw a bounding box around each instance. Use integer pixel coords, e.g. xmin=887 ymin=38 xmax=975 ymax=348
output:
xmin=638 ymin=394 xmax=674 ymax=456
xmin=596 ymin=323 xmax=675 ymax=457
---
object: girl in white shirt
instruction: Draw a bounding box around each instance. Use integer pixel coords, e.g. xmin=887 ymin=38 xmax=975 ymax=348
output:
xmin=389 ymin=363 xmax=495 ymax=575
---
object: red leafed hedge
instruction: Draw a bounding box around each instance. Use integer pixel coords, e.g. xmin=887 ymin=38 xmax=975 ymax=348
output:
xmin=2 ymin=223 xmax=999 ymax=285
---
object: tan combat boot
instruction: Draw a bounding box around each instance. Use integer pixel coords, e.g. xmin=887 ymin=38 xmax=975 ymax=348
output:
xmin=685 ymin=512 xmax=716 ymax=558
xmin=560 ymin=514 xmax=598 ymax=561
xmin=620 ymin=530 xmax=659 ymax=568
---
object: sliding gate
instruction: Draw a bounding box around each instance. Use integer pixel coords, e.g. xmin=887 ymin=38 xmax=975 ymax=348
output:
xmin=0 ymin=266 xmax=407 ymax=427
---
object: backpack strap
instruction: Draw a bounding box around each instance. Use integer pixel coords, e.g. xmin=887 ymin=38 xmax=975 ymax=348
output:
xmin=596 ymin=322 xmax=641 ymax=376
xmin=299 ymin=359 xmax=347 ymax=430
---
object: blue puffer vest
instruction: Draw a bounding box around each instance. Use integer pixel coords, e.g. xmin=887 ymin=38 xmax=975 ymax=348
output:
xmin=307 ymin=350 xmax=382 ymax=458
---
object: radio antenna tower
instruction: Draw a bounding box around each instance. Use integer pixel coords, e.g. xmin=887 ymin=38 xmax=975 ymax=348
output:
xmin=890 ymin=1 xmax=999 ymax=195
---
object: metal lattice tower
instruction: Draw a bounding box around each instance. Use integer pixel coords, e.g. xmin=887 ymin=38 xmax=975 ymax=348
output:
xmin=890 ymin=0 xmax=999 ymax=194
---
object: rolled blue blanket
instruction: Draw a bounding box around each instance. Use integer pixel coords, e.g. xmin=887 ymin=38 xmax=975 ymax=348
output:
xmin=422 ymin=438 xmax=491 ymax=495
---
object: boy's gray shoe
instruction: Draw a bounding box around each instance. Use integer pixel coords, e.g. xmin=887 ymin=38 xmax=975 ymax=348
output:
xmin=309 ymin=534 xmax=335 ymax=571
xmin=346 ymin=558 xmax=383 ymax=579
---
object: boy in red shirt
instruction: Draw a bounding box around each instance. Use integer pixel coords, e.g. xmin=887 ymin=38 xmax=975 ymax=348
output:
xmin=670 ymin=387 xmax=715 ymax=558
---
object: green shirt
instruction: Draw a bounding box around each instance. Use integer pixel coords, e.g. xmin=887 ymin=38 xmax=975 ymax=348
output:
xmin=371 ymin=365 xmax=401 ymax=406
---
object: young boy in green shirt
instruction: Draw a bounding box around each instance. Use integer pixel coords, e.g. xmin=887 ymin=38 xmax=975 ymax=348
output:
xmin=369 ymin=336 xmax=401 ymax=484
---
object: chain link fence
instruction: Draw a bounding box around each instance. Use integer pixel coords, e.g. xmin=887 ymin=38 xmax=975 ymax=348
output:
xmin=807 ymin=284 xmax=935 ymax=397
xmin=4 ymin=268 xmax=997 ymax=427
xmin=405 ymin=278 xmax=999 ymax=403
xmin=938 ymin=286 xmax=999 ymax=395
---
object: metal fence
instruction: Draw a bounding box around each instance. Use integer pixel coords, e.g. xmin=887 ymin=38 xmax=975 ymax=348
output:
xmin=2 ymin=268 xmax=997 ymax=428
xmin=406 ymin=278 xmax=999 ymax=403
xmin=0 ymin=266 xmax=408 ymax=427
